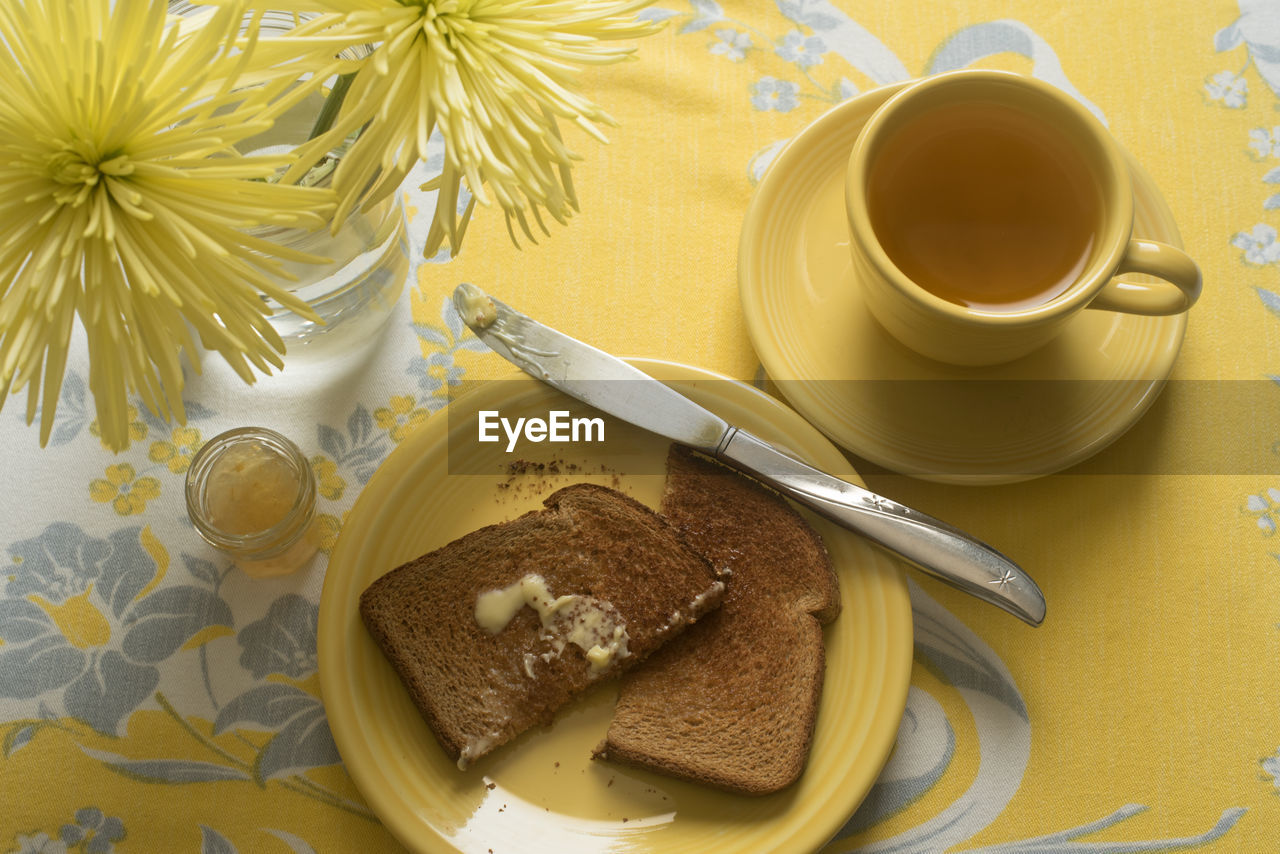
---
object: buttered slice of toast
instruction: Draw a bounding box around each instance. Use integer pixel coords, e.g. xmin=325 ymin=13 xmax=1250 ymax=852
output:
xmin=359 ymin=483 xmax=725 ymax=769
xmin=597 ymin=446 xmax=840 ymax=794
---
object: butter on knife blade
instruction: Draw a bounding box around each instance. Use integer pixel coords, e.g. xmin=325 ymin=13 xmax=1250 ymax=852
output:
xmin=450 ymin=283 xmax=1046 ymax=626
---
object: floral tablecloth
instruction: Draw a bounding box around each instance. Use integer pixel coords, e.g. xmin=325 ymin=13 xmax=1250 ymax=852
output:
xmin=3 ymin=1 xmax=1279 ymax=852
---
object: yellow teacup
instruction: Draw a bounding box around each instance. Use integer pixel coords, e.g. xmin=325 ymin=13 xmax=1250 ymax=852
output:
xmin=844 ymin=70 xmax=1201 ymax=367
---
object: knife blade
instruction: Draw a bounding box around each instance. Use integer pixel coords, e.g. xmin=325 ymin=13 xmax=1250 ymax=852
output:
xmin=452 ymin=283 xmax=1046 ymax=626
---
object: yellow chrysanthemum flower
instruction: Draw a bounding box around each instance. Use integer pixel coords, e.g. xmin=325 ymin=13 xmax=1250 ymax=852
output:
xmin=242 ymin=0 xmax=660 ymax=255
xmin=0 ymin=1 xmax=338 ymax=452
xmin=90 ymin=404 xmax=148 ymax=448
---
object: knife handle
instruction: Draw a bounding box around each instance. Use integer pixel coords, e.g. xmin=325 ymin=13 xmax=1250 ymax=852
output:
xmin=715 ymin=429 xmax=1046 ymax=626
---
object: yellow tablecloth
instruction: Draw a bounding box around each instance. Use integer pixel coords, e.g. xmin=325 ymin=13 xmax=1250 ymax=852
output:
xmin=2 ymin=1 xmax=1278 ymax=851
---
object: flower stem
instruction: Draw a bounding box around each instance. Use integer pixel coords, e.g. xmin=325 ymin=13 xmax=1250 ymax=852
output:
xmin=309 ymin=73 xmax=356 ymax=141
xmin=155 ymin=691 xmax=378 ymax=821
xmin=156 ymin=691 xmax=246 ymax=768
xmin=283 ymin=774 xmax=377 ymax=820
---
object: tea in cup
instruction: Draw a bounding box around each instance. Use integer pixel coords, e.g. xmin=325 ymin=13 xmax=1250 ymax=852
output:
xmin=844 ymin=70 xmax=1201 ymax=366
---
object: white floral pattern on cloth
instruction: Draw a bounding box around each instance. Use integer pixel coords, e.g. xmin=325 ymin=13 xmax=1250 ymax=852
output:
xmin=1206 ymin=68 xmax=1249 ymax=106
xmin=831 ymin=584 xmax=1245 ymax=854
xmin=751 ymin=76 xmax=801 ymax=112
xmin=648 ymin=0 xmax=1109 ymax=182
xmin=1263 ymin=747 xmax=1280 ymax=790
xmin=1210 ymin=0 xmax=1280 ymax=108
xmin=4 ymin=809 xmax=128 ymax=854
xmin=1231 ymin=223 xmax=1280 ymax=264
xmin=709 ymin=27 xmax=752 ymax=61
xmin=1214 ymin=0 xmax=1280 ymax=575
xmin=1246 ymin=486 xmax=1280 ymax=537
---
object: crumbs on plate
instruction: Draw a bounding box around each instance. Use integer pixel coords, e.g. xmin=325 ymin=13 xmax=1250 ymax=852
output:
xmin=497 ymin=458 xmax=622 ymax=499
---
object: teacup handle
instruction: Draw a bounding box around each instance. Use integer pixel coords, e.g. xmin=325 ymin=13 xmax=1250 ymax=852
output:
xmin=1087 ymin=239 xmax=1202 ymax=316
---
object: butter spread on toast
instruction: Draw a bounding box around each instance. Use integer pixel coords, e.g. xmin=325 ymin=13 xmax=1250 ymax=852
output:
xmin=475 ymin=573 xmax=631 ymax=675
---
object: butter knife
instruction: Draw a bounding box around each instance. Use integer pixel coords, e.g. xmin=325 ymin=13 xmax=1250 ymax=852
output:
xmin=452 ymin=283 xmax=1046 ymax=626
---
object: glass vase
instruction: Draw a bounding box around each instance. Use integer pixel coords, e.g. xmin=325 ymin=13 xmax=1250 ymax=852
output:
xmin=244 ymin=91 xmax=411 ymax=354
xmin=169 ymin=4 xmax=412 ymax=355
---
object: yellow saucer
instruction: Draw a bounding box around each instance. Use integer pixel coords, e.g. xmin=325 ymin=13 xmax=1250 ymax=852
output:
xmin=739 ymin=84 xmax=1188 ymax=484
xmin=318 ymin=360 xmax=912 ymax=854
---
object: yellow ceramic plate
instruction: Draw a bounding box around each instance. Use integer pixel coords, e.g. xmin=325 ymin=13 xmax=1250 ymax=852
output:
xmin=318 ymin=359 xmax=913 ymax=854
xmin=739 ymin=84 xmax=1188 ymax=484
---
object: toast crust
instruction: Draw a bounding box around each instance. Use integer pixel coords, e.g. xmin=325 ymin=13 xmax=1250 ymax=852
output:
xmin=599 ymin=447 xmax=841 ymax=794
xmin=359 ymin=483 xmax=724 ymax=767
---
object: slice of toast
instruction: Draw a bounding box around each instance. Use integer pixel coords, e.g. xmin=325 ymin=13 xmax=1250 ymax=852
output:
xmin=597 ymin=446 xmax=841 ymax=795
xmin=359 ymin=483 xmax=725 ymax=769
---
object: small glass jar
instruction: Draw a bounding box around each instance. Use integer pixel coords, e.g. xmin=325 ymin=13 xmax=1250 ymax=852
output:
xmin=185 ymin=427 xmax=319 ymax=578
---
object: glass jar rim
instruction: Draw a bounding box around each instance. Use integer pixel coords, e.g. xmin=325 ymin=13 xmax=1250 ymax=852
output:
xmin=185 ymin=426 xmax=318 ymax=560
